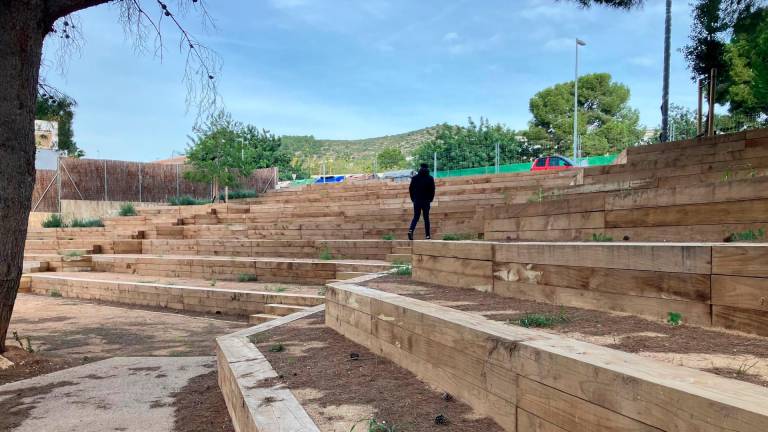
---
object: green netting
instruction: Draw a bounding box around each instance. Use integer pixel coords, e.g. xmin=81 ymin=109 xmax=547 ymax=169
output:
xmin=433 ymin=154 xmax=618 ymax=178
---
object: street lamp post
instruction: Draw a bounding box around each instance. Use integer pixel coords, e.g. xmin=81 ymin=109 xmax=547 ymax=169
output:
xmin=573 ymin=38 xmax=586 ymax=163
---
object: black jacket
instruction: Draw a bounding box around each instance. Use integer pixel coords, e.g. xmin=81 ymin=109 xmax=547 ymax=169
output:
xmin=409 ymin=168 xmax=435 ymax=203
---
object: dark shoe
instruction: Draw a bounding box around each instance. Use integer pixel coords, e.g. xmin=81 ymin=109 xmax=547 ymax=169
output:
xmin=408 ymin=231 xmax=414 ymax=241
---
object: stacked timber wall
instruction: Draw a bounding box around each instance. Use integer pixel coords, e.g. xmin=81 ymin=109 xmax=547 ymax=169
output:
xmin=412 ymin=241 xmax=768 ymax=336
xmin=326 ymin=282 xmax=768 ymax=432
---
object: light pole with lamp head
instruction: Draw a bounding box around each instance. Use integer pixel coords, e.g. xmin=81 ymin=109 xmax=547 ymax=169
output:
xmin=573 ymin=38 xmax=586 ymax=164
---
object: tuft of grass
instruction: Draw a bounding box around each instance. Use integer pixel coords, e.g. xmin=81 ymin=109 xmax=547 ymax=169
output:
xmin=118 ymin=202 xmax=138 ymax=216
xmin=721 ymin=169 xmax=733 ymax=182
xmin=441 ymin=233 xmax=477 ymax=241
xmin=510 ymin=310 xmax=568 ymax=328
xmin=70 ymin=218 xmax=104 ymax=228
xmin=317 ymin=286 xmax=327 ymax=296
xmin=209 ymin=277 xmax=217 ymax=287
xmin=590 ymin=233 xmax=613 ymax=242
xmin=667 ymin=311 xmax=683 ymax=326
xmin=319 ymin=247 xmax=334 ymax=260
xmin=350 ymin=418 xmax=398 ymax=432
xmin=273 ymin=287 xmax=287 ymax=293
xmin=726 ymin=228 xmax=766 ymax=242
xmin=49 ymin=289 xmax=63 ymax=298
xmin=42 ymin=213 xmax=66 ymax=228
xmin=168 ymin=195 xmax=208 ymax=206
xmin=736 ymin=359 xmax=760 ymax=376
xmin=269 ymin=343 xmax=284 ymax=353
xmin=64 ymin=250 xmax=84 ymax=257
xmin=382 ymin=233 xmax=395 ymax=241
xmin=12 ymin=331 xmax=34 ymax=353
xmin=237 ymin=273 xmax=258 ymax=282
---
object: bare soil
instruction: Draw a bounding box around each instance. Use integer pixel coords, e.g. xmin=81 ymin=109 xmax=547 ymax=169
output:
xmin=364 ymin=275 xmax=768 ymax=388
xmin=171 ymin=370 xmax=235 ymax=432
xmin=256 ymin=313 xmax=504 ymax=432
xmin=0 ymin=346 xmax=83 ymax=386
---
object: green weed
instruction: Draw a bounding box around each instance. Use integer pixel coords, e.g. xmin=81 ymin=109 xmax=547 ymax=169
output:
xmin=42 ymin=213 xmax=66 ymax=228
xmin=63 ymin=251 xmax=83 ymax=257
xmin=319 ymin=247 xmax=334 ymax=260
xmin=317 ymin=287 xmax=327 ymax=296
xmin=382 ymin=233 xmax=395 ymax=241
xmin=736 ymin=359 xmax=760 ymax=376
xmin=667 ymin=311 xmax=683 ymax=326
xmin=393 ymin=264 xmax=412 ymax=277
xmin=118 ymin=202 xmax=138 ymax=216
xmin=237 ymin=273 xmax=258 ymax=282
xmin=727 ymin=228 xmax=766 ymax=242
xmin=70 ymin=218 xmax=104 ymax=228
xmin=210 ymin=277 xmax=217 ymax=287
xmin=269 ymin=343 xmax=285 ymax=353
xmin=273 ymin=287 xmax=287 ymax=293
xmin=49 ymin=289 xmax=63 ymax=297
xmin=590 ymin=233 xmax=614 ymax=242
xmin=511 ymin=311 xmax=568 ymax=328
xmin=12 ymin=331 xmax=34 ymax=353
xmin=219 ymin=189 xmax=258 ymax=200
xmin=350 ymin=418 xmax=398 ymax=432
xmin=441 ymin=233 xmax=477 ymax=241
xmin=721 ymin=169 xmax=733 ymax=182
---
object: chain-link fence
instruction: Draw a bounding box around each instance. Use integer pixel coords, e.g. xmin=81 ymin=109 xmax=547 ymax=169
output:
xmin=32 ymin=158 xmax=278 ymax=212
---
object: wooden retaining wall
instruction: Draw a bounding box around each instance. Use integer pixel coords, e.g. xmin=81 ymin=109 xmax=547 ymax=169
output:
xmin=28 ymin=274 xmax=324 ymax=315
xmin=412 ymin=241 xmax=768 ymax=336
xmin=326 ymin=282 xmax=768 ymax=432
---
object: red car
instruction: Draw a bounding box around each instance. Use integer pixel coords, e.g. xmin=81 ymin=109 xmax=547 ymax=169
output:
xmin=530 ymin=155 xmax=575 ymax=171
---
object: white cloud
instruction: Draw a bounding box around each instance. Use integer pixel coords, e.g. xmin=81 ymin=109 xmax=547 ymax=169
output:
xmin=628 ymin=55 xmax=657 ymax=68
xmin=543 ymin=37 xmax=575 ymax=51
xmin=443 ymin=32 xmax=460 ymax=42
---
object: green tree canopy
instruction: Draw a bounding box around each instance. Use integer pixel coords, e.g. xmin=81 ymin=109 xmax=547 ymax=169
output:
xmin=527 ymin=73 xmax=643 ymax=156
xmin=724 ymin=7 xmax=768 ymax=117
xmin=412 ymin=118 xmax=536 ymax=171
xmin=376 ymin=147 xmax=406 ymax=170
xmin=184 ymin=111 xmax=293 ymax=191
xmin=35 ymin=94 xmax=83 ymax=157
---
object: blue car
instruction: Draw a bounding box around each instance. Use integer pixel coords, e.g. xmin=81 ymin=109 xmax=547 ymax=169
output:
xmin=314 ymin=175 xmax=345 ymax=184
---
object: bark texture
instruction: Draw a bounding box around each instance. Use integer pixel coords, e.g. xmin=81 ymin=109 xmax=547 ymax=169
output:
xmin=0 ymin=1 xmax=46 ymax=352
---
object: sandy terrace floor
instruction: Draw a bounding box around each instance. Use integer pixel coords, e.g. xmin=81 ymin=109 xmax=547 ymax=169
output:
xmin=255 ymin=312 xmax=504 ymax=432
xmin=363 ymin=275 xmax=768 ymax=388
xmin=36 ymin=271 xmax=325 ymax=296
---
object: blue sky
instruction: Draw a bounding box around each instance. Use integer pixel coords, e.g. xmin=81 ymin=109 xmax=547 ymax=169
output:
xmin=42 ymin=0 xmax=698 ymax=161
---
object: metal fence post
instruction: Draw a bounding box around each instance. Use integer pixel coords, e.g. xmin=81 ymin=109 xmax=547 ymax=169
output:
xmin=56 ymin=157 xmax=62 ymax=213
xmin=138 ymin=164 xmax=143 ymax=203
xmin=495 ymin=142 xmax=500 ymax=174
xmin=104 ymin=159 xmax=108 ymax=201
xmin=176 ymin=164 xmax=180 ymax=197
xmin=433 ymin=152 xmax=438 ymax=178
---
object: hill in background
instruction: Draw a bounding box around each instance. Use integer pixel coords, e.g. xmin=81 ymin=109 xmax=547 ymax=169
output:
xmin=282 ymin=126 xmax=437 ymax=162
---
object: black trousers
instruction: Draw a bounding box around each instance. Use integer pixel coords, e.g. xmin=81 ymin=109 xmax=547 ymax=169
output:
xmin=409 ymin=201 xmax=431 ymax=236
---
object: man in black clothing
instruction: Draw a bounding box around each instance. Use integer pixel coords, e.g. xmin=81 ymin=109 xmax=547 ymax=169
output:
xmin=408 ymin=163 xmax=436 ymax=240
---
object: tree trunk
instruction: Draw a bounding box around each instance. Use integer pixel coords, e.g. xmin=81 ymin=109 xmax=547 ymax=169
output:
xmin=660 ymin=0 xmax=672 ymax=142
xmin=0 ymin=3 xmax=46 ymax=352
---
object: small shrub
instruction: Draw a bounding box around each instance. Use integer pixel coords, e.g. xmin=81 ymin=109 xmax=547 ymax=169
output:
xmin=667 ymin=311 xmax=683 ymax=326
xmin=382 ymin=233 xmax=395 ymax=241
xmin=42 ymin=213 xmax=66 ymax=228
xmin=590 ymin=233 xmax=613 ymax=242
xmin=319 ymin=247 xmax=334 ymax=260
xmin=70 ymin=218 xmax=104 ymax=228
xmin=350 ymin=418 xmax=397 ymax=432
xmin=726 ymin=228 xmax=766 ymax=242
xmin=441 ymin=233 xmax=477 ymax=241
xmin=118 ymin=202 xmax=138 ymax=216
xmin=168 ymin=195 xmax=208 ymax=206
xmin=237 ymin=273 xmax=258 ymax=282
xmin=50 ymin=289 xmax=63 ymax=298
xmin=393 ymin=264 xmax=412 ymax=277
xmin=219 ymin=189 xmax=258 ymax=200
xmin=269 ymin=343 xmax=284 ymax=353
xmin=511 ymin=311 xmax=568 ymax=328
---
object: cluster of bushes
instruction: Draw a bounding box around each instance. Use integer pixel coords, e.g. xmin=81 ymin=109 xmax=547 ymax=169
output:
xmin=218 ymin=189 xmax=258 ymax=201
xmin=42 ymin=214 xmax=104 ymax=228
xmin=168 ymin=196 xmax=209 ymax=206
